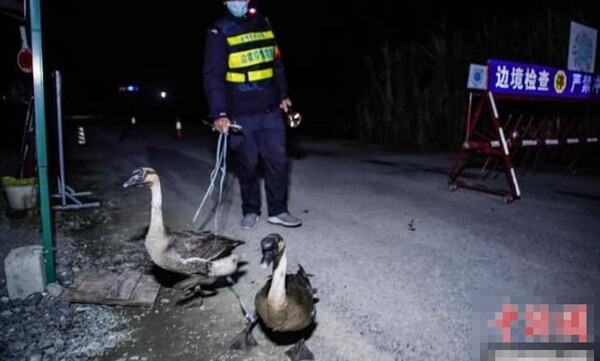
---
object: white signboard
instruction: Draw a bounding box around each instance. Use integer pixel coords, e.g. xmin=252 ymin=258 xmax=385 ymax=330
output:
xmin=467 ymin=64 xmax=488 ymax=90
xmin=568 ymin=21 xmax=597 ymax=73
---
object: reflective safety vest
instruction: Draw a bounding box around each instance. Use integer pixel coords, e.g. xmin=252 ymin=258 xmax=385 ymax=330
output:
xmin=217 ymin=16 xmax=277 ymax=85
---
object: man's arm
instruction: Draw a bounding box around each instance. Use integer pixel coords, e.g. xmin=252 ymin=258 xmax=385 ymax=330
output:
xmin=265 ymin=16 xmax=290 ymax=105
xmin=273 ymin=44 xmax=289 ymax=103
xmin=203 ymin=26 xmax=228 ymax=121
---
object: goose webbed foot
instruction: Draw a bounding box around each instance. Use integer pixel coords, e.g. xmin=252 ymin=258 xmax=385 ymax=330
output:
xmin=230 ymin=320 xmax=259 ymax=351
xmin=173 ymin=275 xmax=217 ymax=307
xmin=284 ymin=339 xmax=314 ymax=361
xmin=173 ymin=284 xmax=202 ymax=306
xmin=179 ymin=288 xmax=219 ymax=307
xmin=173 ymin=275 xmax=217 ymax=291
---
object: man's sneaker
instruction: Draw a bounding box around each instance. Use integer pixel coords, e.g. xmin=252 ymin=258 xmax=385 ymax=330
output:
xmin=267 ymin=212 xmax=302 ymax=227
xmin=241 ymin=213 xmax=259 ymax=230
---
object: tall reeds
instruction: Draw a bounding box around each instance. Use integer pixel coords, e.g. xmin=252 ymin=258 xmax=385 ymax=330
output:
xmin=355 ymin=7 xmax=594 ymax=151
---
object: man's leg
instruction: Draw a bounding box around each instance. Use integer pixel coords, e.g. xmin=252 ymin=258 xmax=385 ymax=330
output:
xmin=259 ymin=111 xmax=288 ymax=217
xmin=230 ymin=121 xmax=261 ymax=217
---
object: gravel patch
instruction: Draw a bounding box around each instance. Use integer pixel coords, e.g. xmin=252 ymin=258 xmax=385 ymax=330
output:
xmin=0 ymin=203 xmax=143 ymax=361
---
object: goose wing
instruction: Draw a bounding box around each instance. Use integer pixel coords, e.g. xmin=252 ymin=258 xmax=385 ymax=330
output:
xmin=169 ymin=230 xmax=244 ymax=261
xmin=286 ymin=265 xmax=316 ymax=311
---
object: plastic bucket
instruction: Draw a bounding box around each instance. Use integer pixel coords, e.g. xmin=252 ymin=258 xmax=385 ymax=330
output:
xmin=1 ymin=177 xmax=38 ymax=211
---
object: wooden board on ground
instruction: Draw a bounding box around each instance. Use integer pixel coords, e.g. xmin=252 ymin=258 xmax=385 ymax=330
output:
xmin=61 ymin=270 xmax=160 ymax=306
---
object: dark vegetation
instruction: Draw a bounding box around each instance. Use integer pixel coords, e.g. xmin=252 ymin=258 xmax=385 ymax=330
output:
xmin=354 ymin=5 xmax=599 ymax=150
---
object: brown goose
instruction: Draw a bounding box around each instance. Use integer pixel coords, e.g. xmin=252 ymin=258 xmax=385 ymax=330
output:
xmin=231 ymin=233 xmax=316 ymax=361
xmin=123 ymin=167 xmax=244 ymax=301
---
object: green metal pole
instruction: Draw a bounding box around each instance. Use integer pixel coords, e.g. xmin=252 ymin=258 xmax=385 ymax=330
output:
xmin=30 ymin=0 xmax=55 ymax=283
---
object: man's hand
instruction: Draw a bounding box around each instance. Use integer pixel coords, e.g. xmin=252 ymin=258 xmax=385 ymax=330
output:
xmin=279 ymin=98 xmax=292 ymax=113
xmin=213 ymin=117 xmax=231 ymax=133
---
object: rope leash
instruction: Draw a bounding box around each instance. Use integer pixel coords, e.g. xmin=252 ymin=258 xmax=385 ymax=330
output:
xmin=191 ymin=122 xmax=253 ymax=322
xmin=191 ymin=122 xmax=240 ymax=233
xmin=226 ymin=276 xmax=257 ymax=323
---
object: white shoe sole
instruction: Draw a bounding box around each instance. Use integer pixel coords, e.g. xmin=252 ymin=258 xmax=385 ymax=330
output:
xmin=267 ymin=216 xmax=302 ymax=227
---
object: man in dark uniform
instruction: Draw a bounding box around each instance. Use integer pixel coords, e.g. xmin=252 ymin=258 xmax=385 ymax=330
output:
xmin=203 ymin=0 xmax=302 ymax=230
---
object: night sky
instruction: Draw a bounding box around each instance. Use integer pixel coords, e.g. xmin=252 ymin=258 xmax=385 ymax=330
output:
xmin=1 ymin=1 xmax=599 ymax=138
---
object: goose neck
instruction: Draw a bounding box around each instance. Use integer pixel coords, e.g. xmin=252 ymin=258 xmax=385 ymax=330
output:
xmin=268 ymin=249 xmax=287 ymax=302
xmin=149 ymin=181 xmax=166 ymax=237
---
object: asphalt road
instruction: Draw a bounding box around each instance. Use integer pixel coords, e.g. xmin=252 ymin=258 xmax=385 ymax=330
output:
xmin=3 ymin=119 xmax=599 ymax=360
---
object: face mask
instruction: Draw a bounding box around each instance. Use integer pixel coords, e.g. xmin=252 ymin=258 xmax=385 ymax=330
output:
xmin=226 ymin=1 xmax=248 ymax=17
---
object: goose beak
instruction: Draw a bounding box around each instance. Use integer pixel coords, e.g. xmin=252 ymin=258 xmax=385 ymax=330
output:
xmin=259 ymin=234 xmax=279 ymax=268
xmin=123 ymin=171 xmax=146 ymax=188
xmin=260 ymin=250 xmax=274 ymax=269
xmin=123 ymin=176 xmax=142 ymax=188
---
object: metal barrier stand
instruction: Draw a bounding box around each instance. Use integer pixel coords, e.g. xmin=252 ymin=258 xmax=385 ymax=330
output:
xmin=51 ymin=70 xmax=100 ymax=210
xmin=449 ymin=59 xmax=600 ymax=203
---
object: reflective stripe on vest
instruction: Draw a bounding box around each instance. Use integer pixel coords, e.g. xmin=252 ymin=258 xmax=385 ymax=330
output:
xmin=226 ymin=68 xmax=274 ymax=83
xmin=226 ymin=72 xmax=246 ymax=83
xmin=228 ymin=46 xmax=275 ymax=69
xmin=226 ymin=30 xmax=274 ymax=46
xmin=218 ymin=18 xmax=276 ymax=85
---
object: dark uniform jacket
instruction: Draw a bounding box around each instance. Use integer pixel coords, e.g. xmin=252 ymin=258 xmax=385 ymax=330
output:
xmin=203 ymin=11 xmax=288 ymax=120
